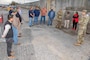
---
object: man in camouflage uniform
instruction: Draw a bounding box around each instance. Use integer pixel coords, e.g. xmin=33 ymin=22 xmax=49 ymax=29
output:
xmin=56 ymin=9 xmax=63 ymax=29
xmin=75 ymin=10 xmax=90 ymax=46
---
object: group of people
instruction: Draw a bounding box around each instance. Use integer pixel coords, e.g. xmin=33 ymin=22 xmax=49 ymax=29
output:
xmin=1 ymin=6 xmax=90 ymax=58
xmin=64 ymin=11 xmax=79 ymax=30
xmin=56 ymin=9 xmax=79 ymax=30
xmin=65 ymin=10 xmax=89 ymax=46
xmin=28 ymin=6 xmax=81 ymax=30
xmin=56 ymin=9 xmax=90 ymax=46
xmin=2 ymin=7 xmax=22 ymax=58
xmin=28 ymin=6 xmax=55 ymax=27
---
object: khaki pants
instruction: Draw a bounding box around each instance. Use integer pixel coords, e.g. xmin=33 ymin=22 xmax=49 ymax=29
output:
xmin=64 ymin=20 xmax=70 ymax=28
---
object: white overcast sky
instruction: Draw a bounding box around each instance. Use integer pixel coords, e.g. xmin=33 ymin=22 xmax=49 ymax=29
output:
xmin=0 ymin=0 xmax=39 ymax=4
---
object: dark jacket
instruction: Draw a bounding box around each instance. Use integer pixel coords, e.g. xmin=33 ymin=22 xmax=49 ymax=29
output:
xmin=9 ymin=10 xmax=13 ymax=15
xmin=34 ymin=9 xmax=40 ymax=17
xmin=28 ymin=10 xmax=34 ymax=18
xmin=48 ymin=10 xmax=55 ymax=19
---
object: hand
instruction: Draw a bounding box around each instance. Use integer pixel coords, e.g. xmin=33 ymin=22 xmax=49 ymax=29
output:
xmin=2 ymin=35 xmax=5 ymax=38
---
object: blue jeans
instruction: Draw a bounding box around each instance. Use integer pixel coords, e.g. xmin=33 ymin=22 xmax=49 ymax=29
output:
xmin=12 ymin=26 xmax=18 ymax=44
xmin=34 ymin=17 xmax=38 ymax=24
xmin=40 ymin=16 xmax=46 ymax=24
xmin=29 ymin=17 xmax=33 ymax=26
xmin=48 ymin=18 xmax=53 ymax=26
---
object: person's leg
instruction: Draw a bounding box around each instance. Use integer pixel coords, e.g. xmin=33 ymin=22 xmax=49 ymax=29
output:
xmin=75 ymin=29 xmax=84 ymax=46
xmin=15 ymin=29 xmax=18 ymax=44
xmin=6 ymin=41 xmax=12 ymax=56
xmin=56 ymin=20 xmax=59 ymax=28
xmin=77 ymin=32 xmax=83 ymax=43
xmin=50 ymin=19 xmax=53 ymax=25
xmin=30 ymin=17 xmax=33 ymax=26
xmin=12 ymin=26 xmax=18 ymax=44
xmin=40 ymin=16 xmax=43 ymax=24
xmin=29 ymin=18 xmax=33 ymax=26
xmin=75 ymin=22 xmax=78 ymax=30
xmin=72 ymin=20 xmax=75 ymax=29
xmin=36 ymin=17 xmax=38 ymax=24
xmin=34 ymin=17 xmax=36 ymax=25
xmin=13 ymin=28 xmax=20 ymax=45
xmin=18 ymin=22 xmax=22 ymax=37
xmin=67 ymin=20 xmax=70 ymax=28
xmin=29 ymin=18 xmax=31 ymax=26
xmin=80 ymin=29 xmax=86 ymax=43
xmin=64 ymin=20 xmax=67 ymax=28
xmin=6 ymin=38 xmax=15 ymax=58
xmin=81 ymin=31 xmax=84 ymax=44
xmin=43 ymin=16 xmax=46 ymax=24
xmin=59 ymin=21 xmax=62 ymax=29
xmin=48 ymin=18 xmax=50 ymax=26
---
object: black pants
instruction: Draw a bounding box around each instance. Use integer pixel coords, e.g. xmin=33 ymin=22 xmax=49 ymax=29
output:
xmin=6 ymin=38 xmax=13 ymax=56
xmin=73 ymin=21 xmax=78 ymax=30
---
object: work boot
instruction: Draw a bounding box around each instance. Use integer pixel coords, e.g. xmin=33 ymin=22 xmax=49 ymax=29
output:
xmin=80 ymin=40 xmax=84 ymax=44
xmin=11 ymin=51 xmax=14 ymax=55
xmin=74 ymin=42 xmax=81 ymax=46
xmin=18 ymin=33 xmax=22 ymax=37
xmin=8 ymin=55 xmax=15 ymax=58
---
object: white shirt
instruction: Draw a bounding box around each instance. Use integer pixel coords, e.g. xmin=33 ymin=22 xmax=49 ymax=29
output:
xmin=2 ymin=24 xmax=11 ymax=37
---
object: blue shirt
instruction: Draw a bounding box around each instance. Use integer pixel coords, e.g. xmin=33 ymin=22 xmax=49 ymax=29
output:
xmin=48 ymin=10 xmax=55 ymax=19
xmin=34 ymin=9 xmax=40 ymax=17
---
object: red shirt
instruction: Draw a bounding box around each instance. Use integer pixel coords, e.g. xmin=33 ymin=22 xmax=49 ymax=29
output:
xmin=73 ymin=14 xmax=79 ymax=23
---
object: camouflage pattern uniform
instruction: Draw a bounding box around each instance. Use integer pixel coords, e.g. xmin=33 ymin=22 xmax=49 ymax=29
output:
xmin=77 ymin=13 xmax=89 ymax=44
xmin=56 ymin=10 xmax=63 ymax=29
xmin=86 ymin=12 xmax=90 ymax=34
